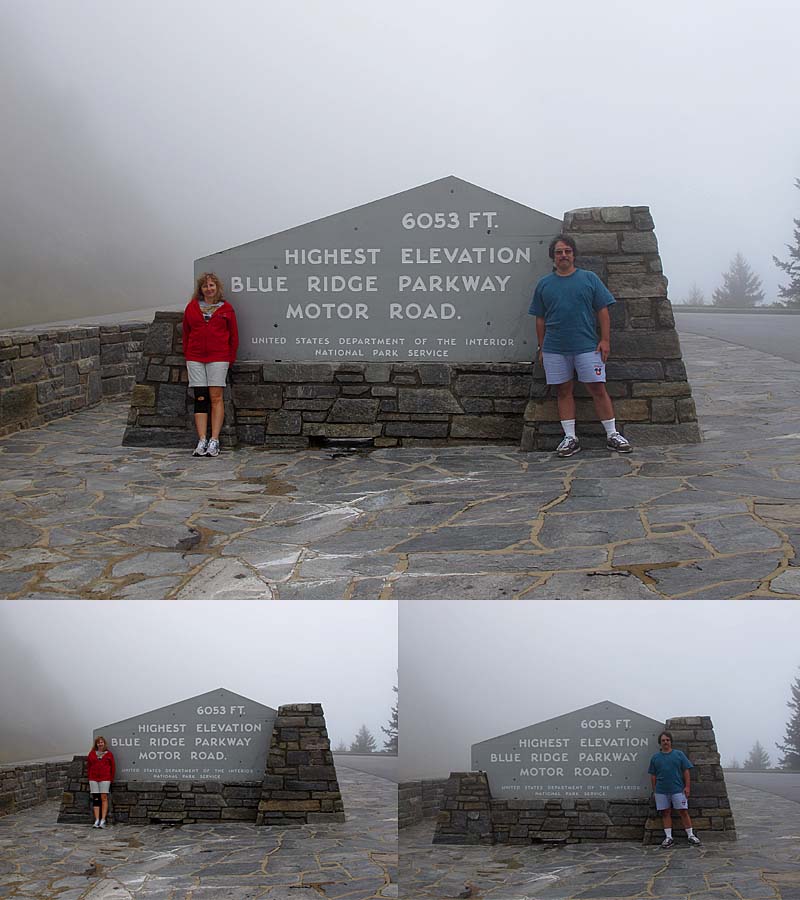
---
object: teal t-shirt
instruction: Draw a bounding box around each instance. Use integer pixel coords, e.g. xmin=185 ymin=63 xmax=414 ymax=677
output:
xmin=529 ymin=268 xmax=616 ymax=354
xmin=648 ymin=749 xmax=693 ymax=794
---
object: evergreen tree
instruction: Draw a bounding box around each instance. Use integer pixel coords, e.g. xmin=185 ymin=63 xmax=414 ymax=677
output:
xmin=382 ymin=684 xmax=398 ymax=753
xmin=773 ymin=179 xmax=800 ymax=308
xmin=334 ymin=740 xmax=347 ymax=752
xmin=743 ymin=740 xmax=770 ymax=770
xmin=712 ymin=253 xmax=765 ymax=307
xmin=777 ymin=667 xmax=800 ymax=769
xmin=350 ymin=724 xmax=377 ymax=753
xmin=683 ymin=283 xmax=706 ymax=306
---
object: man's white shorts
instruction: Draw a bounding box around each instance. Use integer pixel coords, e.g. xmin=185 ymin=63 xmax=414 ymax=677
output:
xmin=542 ymin=350 xmax=605 ymax=385
xmin=89 ymin=780 xmax=111 ymax=793
xmin=655 ymin=791 xmax=688 ymax=811
xmin=186 ymin=361 xmax=229 ymax=387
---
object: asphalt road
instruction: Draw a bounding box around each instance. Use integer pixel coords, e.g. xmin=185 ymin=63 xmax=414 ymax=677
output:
xmin=724 ymin=770 xmax=800 ymax=804
xmin=674 ymin=311 xmax=800 ymax=364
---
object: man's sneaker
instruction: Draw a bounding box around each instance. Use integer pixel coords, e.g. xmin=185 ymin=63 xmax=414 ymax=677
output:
xmin=99 ymin=820 xmax=106 ymax=829
xmin=206 ymin=438 xmax=220 ymax=457
xmin=92 ymin=821 xmax=100 ymax=828
xmin=688 ymin=834 xmax=701 ymax=846
xmin=556 ymin=436 xmax=581 ymax=458
xmin=192 ymin=439 xmax=208 ymax=457
xmin=660 ymin=836 xmax=674 ymax=848
xmin=607 ymin=432 xmax=632 ymax=453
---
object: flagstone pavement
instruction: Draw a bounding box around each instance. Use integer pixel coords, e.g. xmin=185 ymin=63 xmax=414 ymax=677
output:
xmin=0 ymin=766 xmax=396 ymax=899
xmin=1 ymin=334 xmax=799 ymax=600
xmin=399 ymin=782 xmax=800 ymax=900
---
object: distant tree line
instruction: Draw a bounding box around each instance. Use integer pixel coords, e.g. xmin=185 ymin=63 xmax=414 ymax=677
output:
xmin=678 ymin=178 xmax=800 ymax=308
xmin=725 ymin=666 xmax=800 ymax=771
xmin=333 ymin=682 xmax=398 ymax=755
xmin=773 ymin=178 xmax=800 ymax=308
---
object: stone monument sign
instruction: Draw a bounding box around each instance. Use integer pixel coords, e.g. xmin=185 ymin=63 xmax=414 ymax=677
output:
xmin=472 ymin=700 xmax=663 ymax=801
xmin=195 ymin=175 xmax=562 ymax=363
xmin=96 ymin=688 xmax=277 ymax=783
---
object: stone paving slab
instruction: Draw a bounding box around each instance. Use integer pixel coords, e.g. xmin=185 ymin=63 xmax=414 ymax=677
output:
xmin=1 ymin=334 xmax=799 ymax=600
xmin=0 ymin=767 xmax=396 ymax=899
xmin=398 ymin=783 xmax=800 ymax=900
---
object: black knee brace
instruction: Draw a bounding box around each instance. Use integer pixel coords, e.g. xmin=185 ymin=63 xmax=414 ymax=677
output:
xmin=92 ymin=793 xmax=102 ymax=806
xmin=193 ymin=388 xmax=210 ymax=415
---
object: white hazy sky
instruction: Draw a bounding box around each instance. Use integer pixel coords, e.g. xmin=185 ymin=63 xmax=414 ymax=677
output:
xmin=2 ymin=0 xmax=799 ymax=326
xmin=0 ymin=601 xmax=397 ymax=763
xmin=399 ymin=600 xmax=800 ymax=780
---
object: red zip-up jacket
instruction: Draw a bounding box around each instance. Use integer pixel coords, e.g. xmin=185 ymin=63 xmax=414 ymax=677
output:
xmin=182 ymin=298 xmax=239 ymax=364
xmin=87 ymin=749 xmax=116 ymax=783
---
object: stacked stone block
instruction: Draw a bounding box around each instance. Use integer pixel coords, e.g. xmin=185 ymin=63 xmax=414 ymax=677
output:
xmin=257 ymin=703 xmax=345 ymax=825
xmin=521 ymin=206 xmax=701 ymax=450
xmin=0 ymin=761 xmax=71 ymax=818
xmin=0 ymin=323 xmax=147 ymax=437
xmin=123 ymin=313 xmax=532 ymax=448
xmin=398 ymin=778 xmax=449 ymax=829
xmin=643 ymin=716 xmax=736 ymax=844
xmin=432 ymin=772 xmax=493 ymax=845
xmin=56 ymin=756 xmax=261 ymax=824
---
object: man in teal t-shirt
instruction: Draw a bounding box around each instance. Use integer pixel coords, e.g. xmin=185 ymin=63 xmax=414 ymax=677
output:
xmin=647 ymin=731 xmax=701 ymax=847
xmin=529 ymin=234 xmax=632 ymax=458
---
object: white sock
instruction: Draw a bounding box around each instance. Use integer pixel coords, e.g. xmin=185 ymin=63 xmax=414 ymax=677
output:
xmin=561 ymin=419 xmax=576 ymax=439
xmin=664 ymin=827 xmax=672 ymax=838
xmin=601 ymin=418 xmax=616 ymax=436
xmin=686 ymin=827 xmax=694 ymax=837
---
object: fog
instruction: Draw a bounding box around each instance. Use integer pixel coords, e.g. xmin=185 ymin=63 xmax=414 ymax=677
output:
xmin=0 ymin=601 xmax=397 ymax=763
xmin=399 ymin=600 xmax=800 ymax=780
xmin=3 ymin=0 xmax=799 ymax=327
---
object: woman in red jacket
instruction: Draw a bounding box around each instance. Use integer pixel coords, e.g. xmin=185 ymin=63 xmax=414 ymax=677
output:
xmin=182 ymin=272 xmax=239 ymax=457
xmin=87 ymin=735 xmax=115 ymax=828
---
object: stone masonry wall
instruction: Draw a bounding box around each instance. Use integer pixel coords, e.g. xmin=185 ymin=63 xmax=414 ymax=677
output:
xmin=122 ymin=314 xmax=531 ymax=449
xmin=257 ymin=703 xmax=345 ymax=825
xmin=433 ymin=715 xmax=735 ymax=845
xmin=0 ymin=761 xmax=71 ymax=818
xmin=521 ymin=206 xmax=701 ymax=450
xmin=0 ymin=323 xmax=147 ymax=437
xmin=56 ymin=756 xmax=261 ymax=824
xmin=398 ymin=779 xmax=449 ymax=829
xmin=433 ymin=771 xmax=653 ymax=845
xmin=57 ymin=702 xmax=344 ymax=826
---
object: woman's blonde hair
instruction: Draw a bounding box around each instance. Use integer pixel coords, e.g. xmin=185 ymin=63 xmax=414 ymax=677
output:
xmin=194 ymin=272 xmax=227 ymax=303
xmin=91 ymin=735 xmax=108 ymax=752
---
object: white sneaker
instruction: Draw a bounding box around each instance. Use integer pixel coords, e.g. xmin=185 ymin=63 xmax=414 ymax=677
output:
xmin=192 ymin=438 xmax=208 ymax=457
xmin=206 ymin=438 xmax=220 ymax=457
xmin=607 ymin=432 xmax=632 ymax=453
xmin=688 ymin=833 xmax=701 ymax=845
xmin=99 ymin=820 xmax=106 ymax=829
xmin=92 ymin=820 xmax=100 ymax=828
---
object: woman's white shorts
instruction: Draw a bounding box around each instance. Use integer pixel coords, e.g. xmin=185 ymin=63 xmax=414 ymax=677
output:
xmin=186 ymin=361 xmax=229 ymax=387
xmin=89 ymin=780 xmax=111 ymax=793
